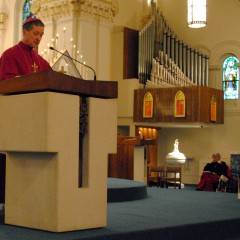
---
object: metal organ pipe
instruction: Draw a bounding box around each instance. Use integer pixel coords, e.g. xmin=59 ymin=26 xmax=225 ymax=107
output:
xmin=186 ymin=46 xmax=191 ymax=80
xmin=178 ymin=40 xmax=183 ymax=72
xmin=138 ymin=6 xmax=209 ymax=87
xmin=198 ymin=53 xmax=202 ymax=86
xmin=182 ymin=43 xmax=187 ymax=75
xmin=167 ymin=29 xmax=171 ymax=58
xmin=194 ymin=51 xmax=198 ymax=85
xmin=190 ymin=48 xmax=194 ymax=83
xmin=175 ymin=36 xmax=179 ymax=66
xmin=205 ymin=55 xmax=209 ymax=86
xmin=171 ymin=33 xmax=175 ymax=63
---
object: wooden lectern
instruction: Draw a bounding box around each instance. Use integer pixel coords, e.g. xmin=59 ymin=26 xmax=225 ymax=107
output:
xmin=0 ymin=70 xmax=118 ymax=232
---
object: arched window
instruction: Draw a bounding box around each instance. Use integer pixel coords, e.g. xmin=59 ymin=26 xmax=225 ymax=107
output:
xmin=222 ymin=55 xmax=239 ymax=100
xmin=22 ymin=0 xmax=36 ymax=23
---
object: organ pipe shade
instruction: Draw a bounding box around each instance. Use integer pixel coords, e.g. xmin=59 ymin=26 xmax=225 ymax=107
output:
xmin=188 ymin=0 xmax=207 ymax=28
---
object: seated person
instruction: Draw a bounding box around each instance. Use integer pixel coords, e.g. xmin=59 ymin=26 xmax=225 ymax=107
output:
xmin=196 ymin=153 xmax=229 ymax=191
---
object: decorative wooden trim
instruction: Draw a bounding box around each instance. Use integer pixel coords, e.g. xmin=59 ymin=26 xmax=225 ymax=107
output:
xmin=0 ymin=70 xmax=118 ymax=99
xmin=133 ymin=87 xmax=224 ymax=124
xmin=210 ymin=95 xmax=217 ymax=122
xmin=174 ymin=90 xmax=185 ymax=118
xmin=143 ymin=92 xmax=153 ymax=118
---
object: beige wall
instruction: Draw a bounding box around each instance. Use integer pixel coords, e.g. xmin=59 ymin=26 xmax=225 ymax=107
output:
xmin=157 ymin=118 xmax=239 ymax=184
xmin=114 ymin=0 xmax=240 ymax=184
xmin=157 ymin=0 xmax=240 ymax=54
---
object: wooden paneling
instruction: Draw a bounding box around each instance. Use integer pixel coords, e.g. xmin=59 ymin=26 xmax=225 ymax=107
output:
xmin=108 ymin=153 xmax=118 ymax=178
xmin=134 ymin=86 xmax=224 ymax=124
xmin=123 ymin=27 xmax=139 ymax=79
xmin=108 ymin=135 xmax=141 ymax=180
xmin=136 ymin=127 xmax=158 ymax=167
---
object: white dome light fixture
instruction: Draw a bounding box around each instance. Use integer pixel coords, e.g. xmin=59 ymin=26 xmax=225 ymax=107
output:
xmin=188 ymin=0 xmax=207 ymax=28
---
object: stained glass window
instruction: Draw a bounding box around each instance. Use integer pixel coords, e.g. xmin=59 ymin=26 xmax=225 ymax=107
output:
xmin=22 ymin=0 xmax=36 ymax=23
xmin=222 ymin=56 xmax=239 ymax=100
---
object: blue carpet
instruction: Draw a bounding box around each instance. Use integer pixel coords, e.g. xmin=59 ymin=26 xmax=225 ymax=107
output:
xmin=0 ymin=181 xmax=240 ymax=240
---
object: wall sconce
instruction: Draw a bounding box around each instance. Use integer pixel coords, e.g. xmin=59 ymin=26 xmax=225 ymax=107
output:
xmin=138 ymin=130 xmax=143 ymax=139
xmin=147 ymin=0 xmax=157 ymax=6
xmin=188 ymin=0 xmax=207 ymax=28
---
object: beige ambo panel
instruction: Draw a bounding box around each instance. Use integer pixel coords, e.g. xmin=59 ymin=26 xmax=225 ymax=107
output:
xmin=0 ymin=92 xmax=117 ymax=232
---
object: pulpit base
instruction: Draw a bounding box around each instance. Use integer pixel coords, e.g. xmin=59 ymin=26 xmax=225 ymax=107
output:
xmin=0 ymin=92 xmax=117 ymax=232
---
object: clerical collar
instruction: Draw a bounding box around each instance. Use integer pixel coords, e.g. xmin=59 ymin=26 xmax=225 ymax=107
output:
xmin=18 ymin=41 xmax=33 ymax=51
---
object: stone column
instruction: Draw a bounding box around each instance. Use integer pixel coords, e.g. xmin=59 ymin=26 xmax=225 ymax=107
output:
xmin=31 ymin=0 xmax=119 ymax=80
xmin=0 ymin=11 xmax=8 ymax=53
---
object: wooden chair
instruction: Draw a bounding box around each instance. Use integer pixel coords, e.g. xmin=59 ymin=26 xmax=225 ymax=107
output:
xmin=162 ymin=166 xmax=182 ymax=189
xmin=147 ymin=166 xmax=166 ymax=187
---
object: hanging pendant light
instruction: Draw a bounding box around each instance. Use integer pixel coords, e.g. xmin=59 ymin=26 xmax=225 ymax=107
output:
xmin=188 ymin=0 xmax=207 ymax=28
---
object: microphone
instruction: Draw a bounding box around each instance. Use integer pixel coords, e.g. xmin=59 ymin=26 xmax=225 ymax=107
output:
xmin=49 ymin=46 xmax=97 ymax=81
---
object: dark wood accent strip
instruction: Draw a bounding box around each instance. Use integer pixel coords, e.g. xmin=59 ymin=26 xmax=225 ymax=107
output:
xmin=123 ymin=27 xmax=139 ymax=79
xmin=0 ymin=70 xmax=118 ymax=99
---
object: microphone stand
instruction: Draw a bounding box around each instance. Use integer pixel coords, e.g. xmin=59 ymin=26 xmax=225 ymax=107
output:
xmin=49 ymin=47 xmax=97 ymax=81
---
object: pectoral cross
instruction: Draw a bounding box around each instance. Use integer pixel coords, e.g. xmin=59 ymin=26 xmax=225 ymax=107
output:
xmin=32 ymin=62 xmax=38 ymax=72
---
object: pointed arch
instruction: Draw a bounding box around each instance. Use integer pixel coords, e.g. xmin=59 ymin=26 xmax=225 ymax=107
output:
xmin=13 ymin=0 xmax=36 ymax=43
xmin=22 ymin=0 xmax=36 ymax=23
xmin=143 ymin=92 xmax=153 ymax=118
xmin=222 ymin=55 xmax=239 ymax=100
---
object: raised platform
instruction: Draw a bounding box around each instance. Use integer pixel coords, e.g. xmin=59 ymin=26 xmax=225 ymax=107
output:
xmin=107 ymin=178 xmax=148 ymax=202
xmin=0 ymin=179 xmax=240 ymax=240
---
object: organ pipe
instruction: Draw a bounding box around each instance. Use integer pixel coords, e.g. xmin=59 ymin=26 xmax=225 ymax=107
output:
xmin=138 ymin=3 xmax=209 ymax=87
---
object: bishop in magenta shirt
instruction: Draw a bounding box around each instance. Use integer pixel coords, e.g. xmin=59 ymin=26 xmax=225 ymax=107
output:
xmin=0 ymin=41 xmax=52 ymax=81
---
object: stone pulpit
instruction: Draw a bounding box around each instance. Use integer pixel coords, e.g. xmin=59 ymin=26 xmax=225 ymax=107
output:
xmin=0 ymin=70 xmax=118 ymax=232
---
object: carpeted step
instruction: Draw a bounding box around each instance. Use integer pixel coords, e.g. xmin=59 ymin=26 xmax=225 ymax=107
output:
xmin=107 ymin=178 xmax=148 ymax=202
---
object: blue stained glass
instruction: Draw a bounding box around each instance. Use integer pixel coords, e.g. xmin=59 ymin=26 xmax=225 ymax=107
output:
xmin=223 ymin=56 xmax=239 ymax=100
xmin=22 ymin=0 xmax=36 ymax=23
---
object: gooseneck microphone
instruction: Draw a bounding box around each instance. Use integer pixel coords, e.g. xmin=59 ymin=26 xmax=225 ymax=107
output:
xmin=49 ymin=46 xmax=97 ymax=81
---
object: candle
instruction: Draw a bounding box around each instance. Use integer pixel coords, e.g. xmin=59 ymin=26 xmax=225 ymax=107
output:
xmin=83 ymin=61 xmax=86 ymax=79
xmin=47 ymin=43 xmax=50 ymax=62
xmin=65 ymin=63 xmax=68 ymax=74
xmin=44 ymin=49 xmax=47 ymax=60
xmin=76 ymin=50 xmax=80 ymax=71
xmin=51 ymin=38 xmax=55 ymax=59
xmin=55 ymin=33 xmax=59 ymax=50
xmin=63 ymin=27 xmax=66 ymax=49
xmin=70 ymin=38 xmax=74 ymax=57
xmin=51 ymin=38 xmax=54 ymax=47
xmin=72 ymin=44 xmax=76 ymax=59
xmin=79 ymin=54 xmax=83 ymax=76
